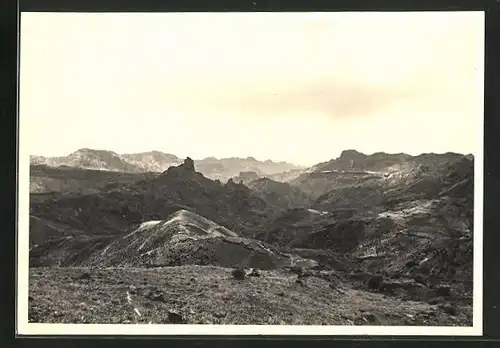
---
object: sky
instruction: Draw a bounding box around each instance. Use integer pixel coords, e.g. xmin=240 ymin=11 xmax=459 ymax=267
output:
xmin=20 ymin=11 xmax=484 ymax=166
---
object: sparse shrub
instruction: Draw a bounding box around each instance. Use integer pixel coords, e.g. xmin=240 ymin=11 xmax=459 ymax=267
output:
xmin=367 ymin=275 xmax=384 ymax=290
xmin=231 ymin=268 xmax=246 ymax=280
xmin=405 ymin=260 xmax=418 ymax=268
xmin=439 ymin=303 xmax=457 ymax=316
xmin=419 ymin=265 xmax=430 ymax=275
xmin=168 ymin=310 xmax=187 ymax=324
xmin=248 ymin=269 xmax=261 ymax=277
xmin=436 ymin=285 xmax=451 ymax=297
xmin=414 ymin=274 xmax=427 ymax=286
xmin=290 ymin=266 xmax=303 ymax=276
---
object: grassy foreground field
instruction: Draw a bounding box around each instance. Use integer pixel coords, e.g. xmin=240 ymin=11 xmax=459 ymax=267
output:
xmin=28 ymin=266 xmax=472 ymax=326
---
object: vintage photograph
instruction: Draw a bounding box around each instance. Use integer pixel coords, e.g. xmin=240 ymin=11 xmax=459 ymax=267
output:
xmin=18 ymin=11 xmax=483 ymax=335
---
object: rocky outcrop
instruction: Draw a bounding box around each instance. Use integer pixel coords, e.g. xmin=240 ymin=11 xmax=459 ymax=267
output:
xmin=182 ymin=157 xmax=195 ymax=171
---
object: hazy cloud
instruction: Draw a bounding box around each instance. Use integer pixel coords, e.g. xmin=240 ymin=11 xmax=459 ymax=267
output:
xmin=20 ymin=12 xmax=484 ymax=165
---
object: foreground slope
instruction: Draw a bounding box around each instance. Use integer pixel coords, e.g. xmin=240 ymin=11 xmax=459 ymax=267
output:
xmin=29 ymin=266 xmax=472 ymax=326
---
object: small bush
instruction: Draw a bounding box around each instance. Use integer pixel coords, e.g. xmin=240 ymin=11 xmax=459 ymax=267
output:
xmin=367 ymin=275 xmax=384 ymax=290
xmin=405 ymin=260 xmax=418 ymax=268
xmin=290 ymin=266 xmax=303 ymax=276
xmin=439 ymin=303 xmax=457 ymax=316
xmin=248 ymin=269 xmax=261 ymax=277
xmin=414 ymin=274 xmax=427 ymax=285
xmin=231 ymin=268 xmax=246 ymax=280
xmin=168 ymin=311 xmax=187 ymax=324
xmin=436 ymin=286 xmax=451 ymax=297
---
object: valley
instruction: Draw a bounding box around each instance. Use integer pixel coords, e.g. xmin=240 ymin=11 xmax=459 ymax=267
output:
xmin=27 ymin=149 xmax=475 ymax=326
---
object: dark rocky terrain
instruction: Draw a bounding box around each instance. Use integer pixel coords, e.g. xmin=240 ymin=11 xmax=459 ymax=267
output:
xmin=28 ymin=149 xmax=475 ymax=326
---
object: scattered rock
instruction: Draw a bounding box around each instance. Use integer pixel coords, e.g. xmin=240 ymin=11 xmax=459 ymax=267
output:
xmin=299 ymin=270 xmax=313 ymax=279
xmin=420 ymin=310 xmax=437 ymax=318
xmin=361 ymin=312 xmax=378 ymax=323
xmin=290 ymin=266 xmax=303 ymax=276
xmin=214 ymin=311 xmax=226 ymax=318
xmin=378 ymin=279 xmax=426 ymax=295
xmin=146 ymin=290 xmax=167 ymax=302
xmin=354 ymin=316 xmax=369 ymax=325
xmin=247 ymin=269 xmax=261 ymax=277
xmin=278 ymin=292 xmax=285 ymax=297
xmin=76 ymin=272 xmax=91 ymax=280
xmin=428 ymin=296 xmax=445 ymax=305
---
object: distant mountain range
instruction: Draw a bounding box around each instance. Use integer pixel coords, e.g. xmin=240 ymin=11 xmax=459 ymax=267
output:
xmin=31 ymin=148 xmax=302 ymax=182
